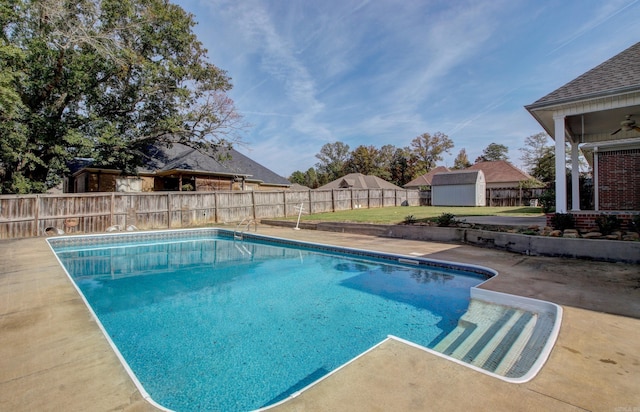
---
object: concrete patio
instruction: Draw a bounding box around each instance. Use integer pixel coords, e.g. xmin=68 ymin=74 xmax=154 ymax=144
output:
xmin=1 ymin=226 xmax=639 ymax=411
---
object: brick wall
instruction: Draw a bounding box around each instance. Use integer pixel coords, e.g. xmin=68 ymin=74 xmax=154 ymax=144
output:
xmin=546 ymin=212 xmax=638 ymax=232
xmin=598 ymin=149 xmax=640 ymax=210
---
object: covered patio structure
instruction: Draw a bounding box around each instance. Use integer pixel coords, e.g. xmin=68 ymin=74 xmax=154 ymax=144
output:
xmin=526 ymin=41 xmax=640 ymax=228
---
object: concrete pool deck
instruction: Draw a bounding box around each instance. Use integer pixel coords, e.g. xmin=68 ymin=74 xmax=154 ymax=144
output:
xmin=1 ymin=226 xmax=639 ymax=411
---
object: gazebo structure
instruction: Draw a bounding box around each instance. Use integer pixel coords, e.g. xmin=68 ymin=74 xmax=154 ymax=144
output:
xmin=526 ymin=42 xmax=640 ymax=223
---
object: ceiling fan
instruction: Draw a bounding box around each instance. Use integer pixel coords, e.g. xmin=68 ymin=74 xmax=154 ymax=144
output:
xmin=611 ymin=114 xmax=640 ymax=135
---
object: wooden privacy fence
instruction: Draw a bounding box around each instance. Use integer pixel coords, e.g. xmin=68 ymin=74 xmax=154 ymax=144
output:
xmin=0 ymin=189 xmax=421 ymax=239
xmin=485 ymin=187 xmax=546 ymax=207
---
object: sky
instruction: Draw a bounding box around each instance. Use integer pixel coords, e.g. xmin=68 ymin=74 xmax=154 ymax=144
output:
xmin=173 ymin=0 xmax=640 ymax=178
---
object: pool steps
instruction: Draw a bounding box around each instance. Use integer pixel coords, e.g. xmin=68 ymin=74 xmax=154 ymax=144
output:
xmin=433 ymin=299 xmax=552 ymax=379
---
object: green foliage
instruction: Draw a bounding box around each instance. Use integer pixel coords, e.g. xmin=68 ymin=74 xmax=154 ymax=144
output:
xmin=476 ymin=142 xmax=509 ymax=163
xmin=550 ymin=213 xmax=575 ymax=231
xmin=518 ymin=178 xmax=544 ymax=189
xmin=595 ymin=215 xmax=620 ymax=235
xmin=289 ymin=167 xmax=319 ymax=188
xmin=315 ymin=142 xmax=350 ymax=183
xmin=539 ymin=188 xmax=555 ymax=213
xmin=1 ymin=0 xmax=242 ymax=193
xmin=452 ymin=148 xmax=472 ymax=169
xmin=530 ymin=147 xmax=556 ymax=183
xmin=403 ymin=215 xmax=417 ymax=225
xmin=409 ymin=132 xmax=454 ymax=176
xmin=520 ymin=132 xmax=554 ymax=182
xmin=435 ymin=212 xmax=456 ymax=227
xmin=630 ymin=215 xmax=640 ymax=234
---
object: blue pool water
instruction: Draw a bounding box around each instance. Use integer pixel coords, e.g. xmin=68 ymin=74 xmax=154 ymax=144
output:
xmin=50 ymin=230 xmax=489 ymax=411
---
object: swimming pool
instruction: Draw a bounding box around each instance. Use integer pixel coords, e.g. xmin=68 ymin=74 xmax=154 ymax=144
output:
xmin=48 ymin=228 xmax=561 ymax=411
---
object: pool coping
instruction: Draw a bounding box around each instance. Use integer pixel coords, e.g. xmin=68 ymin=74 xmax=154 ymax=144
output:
xmin=46 ymin=227 xmax=563 ymax=411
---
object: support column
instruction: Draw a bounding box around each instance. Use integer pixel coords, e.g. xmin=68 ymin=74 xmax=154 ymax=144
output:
xmin=570 ymin=141 xmax=580 ymax=211
xmin=554 ymin=114 xmax=567 ymax=213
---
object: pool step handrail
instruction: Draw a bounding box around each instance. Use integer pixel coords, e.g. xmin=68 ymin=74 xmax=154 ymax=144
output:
xmin=234 ymin=217 xmax=258 ymax=240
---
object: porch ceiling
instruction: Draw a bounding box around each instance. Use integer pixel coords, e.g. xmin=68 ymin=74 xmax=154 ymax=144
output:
xmin=527 ymin=93 xmax=640 ymax=145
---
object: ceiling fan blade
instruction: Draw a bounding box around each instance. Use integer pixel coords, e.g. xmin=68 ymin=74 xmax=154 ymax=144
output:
xmin=611 ymin=128 xmax=622 ymax=135
xmin=633 ymin=125 xmax=640 ymax=132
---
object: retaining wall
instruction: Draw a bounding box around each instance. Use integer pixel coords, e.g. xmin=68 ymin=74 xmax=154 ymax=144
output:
xmin=261 ymin=220 xmax=640 ymax=264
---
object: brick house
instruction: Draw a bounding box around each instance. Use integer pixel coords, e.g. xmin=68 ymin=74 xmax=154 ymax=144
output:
xmin=526 ymin=42 xmax=640 ymax=228
xmin=67 ymin=142 xmax=291 ymax=193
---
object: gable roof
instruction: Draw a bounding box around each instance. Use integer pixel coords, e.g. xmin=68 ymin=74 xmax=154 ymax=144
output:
xmin=403 ymin=166 xmax=451 ymax=188
xmin=73 ymin=143 xmax=290 ymax=187
xmin=317 ymin=173 xmax=403 ymax=190
xmin=139 ymin=143 xmax=290 ymax=186
xmin=431 ymin=170 xmax=484 ymax=186
xmin=528 ymin=42 xmax=640 ymax=109
xmin=465 ymin=161 xmax=536 ymax=184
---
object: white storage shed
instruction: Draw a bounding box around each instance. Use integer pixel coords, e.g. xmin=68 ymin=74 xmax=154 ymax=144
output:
xmin=431 ymin=170 xmax=486 ymax=206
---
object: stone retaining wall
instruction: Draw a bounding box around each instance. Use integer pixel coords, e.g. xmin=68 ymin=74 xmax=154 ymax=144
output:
xmin=261 ymin=220 xmax=640 ymax=264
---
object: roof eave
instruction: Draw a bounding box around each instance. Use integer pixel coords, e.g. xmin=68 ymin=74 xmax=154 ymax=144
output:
xmin=525 ymin=85 xmax=640 ymax=111
xmin=155 ymin=169 xmax=252 ymax=178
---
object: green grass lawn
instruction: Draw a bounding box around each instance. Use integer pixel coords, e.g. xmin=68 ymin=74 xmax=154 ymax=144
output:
xmin=292 ymin=206 xmax=544 ymax=225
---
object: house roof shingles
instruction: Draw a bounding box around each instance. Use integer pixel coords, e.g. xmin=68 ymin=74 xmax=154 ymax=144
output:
xmin=317 ymin=173 xmax=403 ymax=190
xmin=528 ymin=42 xmax=640 ymax=108
xmin=403 ymin=166 xmax=450 ymax=188
xmin=465 ymin=160 xmax=535 ymax=184
xmin=142 ymin=143 xmax=290 ymax=186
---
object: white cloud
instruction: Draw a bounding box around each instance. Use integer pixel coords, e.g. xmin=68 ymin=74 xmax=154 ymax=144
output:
xmin=177 ymin=0 xmax=640 ymax=177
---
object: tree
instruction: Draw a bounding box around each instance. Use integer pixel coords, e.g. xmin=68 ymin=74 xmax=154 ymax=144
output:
xmin=343 ymin=144 xmax=393 ymax=180
xmin=530 ymin=146 xmax=555 ymax=183
xmin=452 ymin=148 xmax=471 ymax=169
xmin=476 ymin=143 xmax=509 ymax=163
xmin=288 ymin=170 xmax=306 ymax=186
xmin=315 ymin=141 xmax=350 ymax=182
xmin=344 ymin=145 xmax=378 ymax=175
xmin=1 ymin=0 xmax=243 ymax=193
xmin=289 ymin=167 xmax=319 ymax=188
xmin=388 ymin=147 xmax=413 ymax=187
xmin=520 ymin=132 xmax=550 ymax=170
xmin=409 ymin=132 xmax=454 ymax=176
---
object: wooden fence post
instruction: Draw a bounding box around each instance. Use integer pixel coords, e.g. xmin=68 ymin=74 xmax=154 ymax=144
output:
xmin=167 ymin=193 xmax=172 ymax=228
xmin=283 ymin=191 xmax=287 ymax=217
xmin=110 ymin=192 xmax=115 ymax=226
xmin=214 ymin=192 xmax=218 ymax=223
xmin=252 ymin=191 xmax=256 ymax=219
xmin=331 ymin=189 xmax=335 ymax=212
xmin=33 ymin=195 xmax=39 ymax=237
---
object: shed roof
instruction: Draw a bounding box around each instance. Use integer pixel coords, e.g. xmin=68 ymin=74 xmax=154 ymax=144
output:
xmin=317 ymin=173 xmax=403 ymax=190
xmin=431 ymin=170 xmax=484 ymax=186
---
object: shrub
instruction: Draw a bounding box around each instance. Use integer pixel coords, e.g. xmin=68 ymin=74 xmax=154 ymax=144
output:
xmin=539 ymin=189 xmax=555 ymax=213
xmin=630 ymin=215 xmax=640 ymax=234
xmin=550 ymin=213 xmax=575 ymax=231
xmin=403 ymin=215 xmax=417 ymax=225
xmin=595 ymin=215 xmax=620 ymax=235
xmin=435 ymin=212 xmax=456 ymax=227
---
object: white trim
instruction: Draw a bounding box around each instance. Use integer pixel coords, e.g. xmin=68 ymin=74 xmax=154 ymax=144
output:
xmin=571 ymin=143 xmax=580 ymax=211
xmin=581 ymin=137 xmax=640 ymax=151
xmin=554 ymin=115 xmax=567 ymax=213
